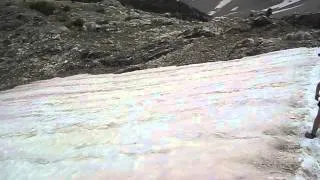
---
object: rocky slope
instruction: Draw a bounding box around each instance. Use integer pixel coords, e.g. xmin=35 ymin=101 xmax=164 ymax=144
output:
xmin=185 ymin=0 xmax=320 ymax=18
xmin=117 ymin=0 xmax=210 ymax=21
xmin=0 ymin=0 xmax=320 ymax=91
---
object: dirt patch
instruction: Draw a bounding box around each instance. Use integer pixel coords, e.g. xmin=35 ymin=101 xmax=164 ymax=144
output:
xmin=250 ymin=153 xmax=300 ymax=174
xmin=273 ymin=139 xmax=301 ymax=153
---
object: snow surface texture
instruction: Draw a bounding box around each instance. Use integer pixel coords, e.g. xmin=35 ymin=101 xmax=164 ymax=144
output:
xmin=297 ymin=48 xmax=320 ymax=179
xmin=0 ymin=48 xmax=320 ymax=179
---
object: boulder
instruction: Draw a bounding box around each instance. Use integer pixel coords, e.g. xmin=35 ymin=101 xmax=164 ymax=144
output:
xmin=83 ymin=22 xmax=100 ymax=31
xmin=235 ymin=38 xmax=255 ymax=48
xmin=180 ymin=26 xmax=215 ymax=39
xmin=230 ymin=37 xmax=276 ymax=59
xmin=251 ymin=15 xmax=272 ymax=27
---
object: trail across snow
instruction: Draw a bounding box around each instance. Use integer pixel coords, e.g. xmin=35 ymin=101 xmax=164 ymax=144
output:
xmin=0 ymin=48 xmax=319 ymax=179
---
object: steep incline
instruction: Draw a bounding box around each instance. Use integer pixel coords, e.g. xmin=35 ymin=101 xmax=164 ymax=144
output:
xmin=185 ymin=0 xmax=320 ymax=17
xmin=0 ymin=48 xmax=320 ymax=179
xmin=117 ymin=0 xmax=210 ymax=21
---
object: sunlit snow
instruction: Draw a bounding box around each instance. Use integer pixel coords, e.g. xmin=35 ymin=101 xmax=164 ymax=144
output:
xmin=230 ymin=6 xmax=239 ymax=11
xmin=215 ymin=0 xmax=233 ymax=9
xmin=0 ymin=48 xmax=319 ymax=179
xmin=273 ymin=4 xmax=303 ymax=14
xmin=269 ymin=0 xmax=302 ymax=10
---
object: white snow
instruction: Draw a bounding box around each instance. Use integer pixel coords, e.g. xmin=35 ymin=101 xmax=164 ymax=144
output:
xmin=296 ymin=48 xmax=320 ymax=178
xmin=208 ymin=10 xmax=216 ymax=16
xmin=215 ymin=0 xmax=233 ymax=9
xmin=0 ymin=48 xmax=320 ymax=179
xmin=269 ymin=0 xmax=302 ymax=10
xmin=272 ymin=4 xmax=303 ymax=14
xmin=230 ymin=6 xmax=239 ymax=11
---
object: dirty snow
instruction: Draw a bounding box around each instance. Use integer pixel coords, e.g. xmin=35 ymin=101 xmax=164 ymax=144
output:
xmin=0 ymin=48 xmax=320 ymax=179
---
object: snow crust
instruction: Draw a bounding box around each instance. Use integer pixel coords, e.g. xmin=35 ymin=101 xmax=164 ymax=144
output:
xmin=0 ymin=48 xmax=319 ymax=179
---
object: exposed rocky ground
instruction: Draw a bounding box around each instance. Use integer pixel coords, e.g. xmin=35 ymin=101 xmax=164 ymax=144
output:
xmin=0 ymin=0 xmax=320 ymax=91
xmin=186 ymin=0 xmax=320 ymax=18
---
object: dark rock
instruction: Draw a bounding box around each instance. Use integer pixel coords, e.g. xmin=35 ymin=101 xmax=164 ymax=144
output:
xmin=283 ymin=13 xmax=320 ymax=29
xmin=72 ymin=0 xmax=103 ymax=2
xmin=62 ymin=5 xmax=71 ymax=12
xmin=67 ymin=18 xmax=85 ymax=29
xmin=117 ymin=0 xmax=210 ymax=21
xmin=55 ymin=12 xmax=70 ymax=22
xmin=96 ymin=7 xmax=105 ymax=14
xmin=2 ymin=39 xmax=11 ymax=46
xmin=16 ymin=14 xmax=29 ymax=22
xmin=100 ymin=56 xmax=134 ymax=67
xmin=229 ymin=37 xmax=277 ymax=59
xmin=114 ymin=65 xmax=143 ymax=74
xmin=225 ymin=23 xmax=251 ymax=34
xmin=235 ymin=38 xmax=255 ymax=48
xmin=96 ymin=19 xmax=109 ymax=25
xmin=28 ymin=0 xmax=56 ymax=16
xmin=311 ymin=30 xmax=320 ymax=38
xmin=266 ymin=8 xmax=272 ymax=17
xmin=251 ymin=15 xmax=272 ymax=27
xmin=83 ymin=22 xmax=103 ymax=32
xmin=146 ymin=48 xmax=175 ymax=60
xmin=180 ymin=27 xmax=215 ymax=39
xmin=249 ymin=10 xmax=265 ymax=18
xmin=151 ymin=18 xmax=175 ymax=26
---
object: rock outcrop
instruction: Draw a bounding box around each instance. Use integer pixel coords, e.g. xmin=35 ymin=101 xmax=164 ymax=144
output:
xmin=283 ymin=13 xmax=320 ymax=28
xmin=117 ymin=0 xmax=210 ymax=21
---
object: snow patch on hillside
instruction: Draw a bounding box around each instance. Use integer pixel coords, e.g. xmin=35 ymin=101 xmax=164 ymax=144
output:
xmin=0 ymin=48 xmax=320 ymax=179
xmin=269 ymin=0 xmax=301 ymax=10
xmin=231 ymin=6 xmax=239 ymax=11
xmin=273 ymin=4 xmax=303 ymax=14
xmin=215 ymin=0 xmax=233 ymax=9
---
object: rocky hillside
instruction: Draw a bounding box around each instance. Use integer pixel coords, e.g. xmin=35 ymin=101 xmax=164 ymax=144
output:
xmin=185 ymin=0 xmax=320 ymax=18
xmin=117 ymin=0 xmax=210 ymax=21
xmin=0 ymin=0 xmax=320 ymax=91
